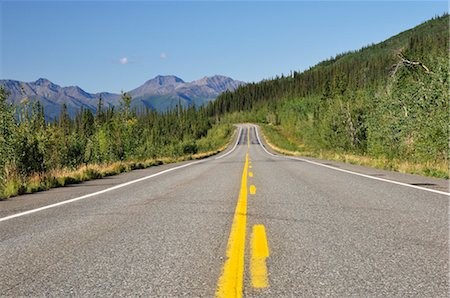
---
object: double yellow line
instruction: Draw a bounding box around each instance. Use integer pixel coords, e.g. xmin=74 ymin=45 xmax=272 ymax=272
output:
xmin=215 ymin=152 xmax=249 ymax=298
xmin=216 ymin=127 xmax=269 ymax=298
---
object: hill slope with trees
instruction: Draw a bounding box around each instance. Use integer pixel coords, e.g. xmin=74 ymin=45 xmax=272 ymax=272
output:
xmin=207 ymin=14 xmax=448 ymax=177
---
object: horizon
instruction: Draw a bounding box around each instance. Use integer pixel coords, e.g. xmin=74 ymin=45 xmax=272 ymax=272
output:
xmin=1 ymin=1 xmax=447 ymax=93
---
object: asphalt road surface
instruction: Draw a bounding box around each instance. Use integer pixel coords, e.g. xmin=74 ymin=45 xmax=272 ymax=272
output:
xmin=1 ymin=124 xmax=448 ymax=297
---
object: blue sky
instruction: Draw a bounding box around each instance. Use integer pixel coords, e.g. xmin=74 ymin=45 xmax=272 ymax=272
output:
xmin=1 ymin=1 xmax=447 ymax=93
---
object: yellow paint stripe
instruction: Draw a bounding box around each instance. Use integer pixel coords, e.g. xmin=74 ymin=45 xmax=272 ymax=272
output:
xmin=250 ymin=185 xmax=256 ymax=195
xmin=250 ymin=225 xmax=270 ymax=288
xmin=247 ymin=127 xmax=250 ymax=149
xmin=216 ymin=153 xmax=249 ymax=298
xmin=249 ymin=172 xmax=253 ymax=177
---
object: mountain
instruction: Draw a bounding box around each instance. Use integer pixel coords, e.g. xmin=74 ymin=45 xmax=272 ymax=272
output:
xmin=0 ymin=75 xmax=245 ymax=119
xmin=128 ymin=75 xmax=245 ymax=112
xmin=0 ymin=78 xmax=99 ymax=120
xmin=130 ymin=75 xmax=185 ymax=97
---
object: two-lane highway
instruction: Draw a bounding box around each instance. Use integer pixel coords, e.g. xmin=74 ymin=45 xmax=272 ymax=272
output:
xmin=1 ymin=125 xmax=448 ymax=297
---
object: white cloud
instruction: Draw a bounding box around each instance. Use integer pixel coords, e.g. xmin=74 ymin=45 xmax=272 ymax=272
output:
xmin=119 ymin=57 xmax=129 ymax=64
xmin=160 ymin=52 xmax=167 ymax=60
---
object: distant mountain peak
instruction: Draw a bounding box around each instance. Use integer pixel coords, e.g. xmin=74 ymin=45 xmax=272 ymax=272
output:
xmin=145 ymin=75 xmax=185 ymax=86
xmin=1 ymin=74 xmax=244 ymax=119
xmin=156 ymin=74 xmax=183 ymax=80
xmin=35 ymin=78 xmax=53 ymax=85
xmin=33 ymin=78 xmax=60 ymax=92
xmin=188 ymin=75 xmax=244 ymax=93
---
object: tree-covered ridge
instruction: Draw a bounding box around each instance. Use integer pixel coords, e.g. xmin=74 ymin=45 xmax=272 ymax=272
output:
xmin=0 ymin=90 xmax=232 ymax=198
xmin=208 ymin=14 xmax=448 ymax=170
xmin=208 ymin=14 xmax=447 ymax=115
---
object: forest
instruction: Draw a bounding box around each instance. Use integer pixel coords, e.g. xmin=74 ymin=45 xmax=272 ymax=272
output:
xmin=0 ymin=14 xmax=448 ymax=199
xmin=0 ymin=90 xmax=232 ymax=199
xmin=208 ymin=14 xmax=448 ymax=178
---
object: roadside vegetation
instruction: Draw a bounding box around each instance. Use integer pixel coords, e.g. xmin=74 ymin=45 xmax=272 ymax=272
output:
xmin=260 ymin=124 xmax=448 ymax=179
xmin=208 ymin=14 xmax=449 ymax=179
xmin=0 ymin=87 xmax=233 ymax=199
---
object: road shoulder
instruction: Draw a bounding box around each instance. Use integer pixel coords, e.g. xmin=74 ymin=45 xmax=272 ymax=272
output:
xmin=255 ymin=125 xmax=449 ymax=194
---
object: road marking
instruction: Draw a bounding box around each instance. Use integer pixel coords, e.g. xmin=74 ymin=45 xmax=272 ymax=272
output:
xmin=216 ymin=127 xmax=242 ymax=160
xmin=252 ymin=125 xmax=281 ymax=158
xmin=216 ymin=153 xmax=249 ymax=298
xmin=250 ymin=185 xmax=257 ymax=195
xmin=0 ymin=127 xmax=244 ymax=224
xmin=249 ymin=172 xmax=253 ymax=177
xmin=0 ymin=160 xmax=207 ymax=223
xmin=253 ymin=125 xmax=450 ymax=196
xmin=250 ymin=225 xmax=269 ymax=288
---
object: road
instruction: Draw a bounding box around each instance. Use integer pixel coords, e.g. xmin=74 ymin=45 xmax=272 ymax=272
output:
xmin=0 ymin=124 xmax=448 ymax=297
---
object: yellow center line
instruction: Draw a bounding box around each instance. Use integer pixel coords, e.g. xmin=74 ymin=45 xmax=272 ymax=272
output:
xmin=250 ymin=225 xmax=270 ymax=288
xmin=215 ymin=153 xmax=249 ymax=298
xmin=217 ymin=126 xmax=269 ymax=297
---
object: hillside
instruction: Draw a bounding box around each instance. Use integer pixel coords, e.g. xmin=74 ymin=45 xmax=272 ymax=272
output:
xmin=209 ymin=14 xmax=447 ymax=114
xmin=208 ymin=14 xmax=448 ymax=177
xmin=0 ymin=75 xmax=244 ymax=119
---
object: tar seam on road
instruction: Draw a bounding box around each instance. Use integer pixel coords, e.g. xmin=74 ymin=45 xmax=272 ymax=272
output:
xmin=253 ymin=125 xmax=450 ymax=196
xmin=0 ymin=127 xmax=243 ymax=223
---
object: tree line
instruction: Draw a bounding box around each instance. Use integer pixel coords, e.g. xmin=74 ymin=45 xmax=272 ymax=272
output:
xmin=0 ymin=89 xmax=227 ymax=196
xmin=206 ymin=14 xmax=448 ymax=165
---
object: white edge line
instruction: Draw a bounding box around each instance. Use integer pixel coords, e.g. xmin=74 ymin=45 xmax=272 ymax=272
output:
xmin=215 ymin=127 xmax=242 ymax=160
xmin=254 ymin=124 xmax=279 ymax=158
xmin=1 ymin=130 xmax=243 ymax=223
xmin=253 ymin=125 xmax=450 ymax=196
xmin=0 ymin=160 xmax=203 ymax=223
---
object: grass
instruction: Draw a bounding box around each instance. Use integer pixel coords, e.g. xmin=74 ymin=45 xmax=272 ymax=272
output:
xmin=0 ymin=125 xmax=235 ymax=200
xmin=260 ymin=124 xmax=449 ymax=179
xmin=1 ymin=159 xmax=165 ymax=199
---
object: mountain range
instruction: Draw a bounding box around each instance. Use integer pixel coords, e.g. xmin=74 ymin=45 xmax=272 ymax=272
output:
xmin=0 ymin=75 xmax=244 ymax=119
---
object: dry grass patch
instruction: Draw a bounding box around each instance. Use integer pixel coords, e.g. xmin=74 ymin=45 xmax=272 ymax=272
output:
xmin=0 ymin=129 xmax=236 ymax=200
xmin=260 ymin=125 xmax=449 ymax=179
